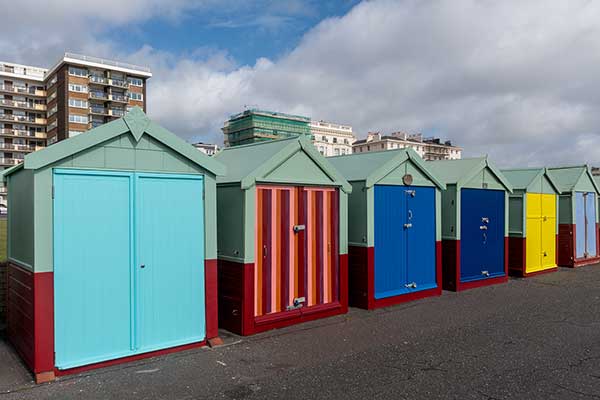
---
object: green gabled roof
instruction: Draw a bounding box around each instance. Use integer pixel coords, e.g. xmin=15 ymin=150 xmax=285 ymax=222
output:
xmin=501 ymin=167 xmax=560 ymax=193
xmin=427 ymin=157 xmax=513 ymax=192
xmin=328 ymin=148 xmax=445 ymax=190
xmin=3 ymin=107 xmax=225 ymax=177
xmin=214 ymin=136 xmax=351 ymax=193
xmin=546 ymin=165 xmax=600 ymax=194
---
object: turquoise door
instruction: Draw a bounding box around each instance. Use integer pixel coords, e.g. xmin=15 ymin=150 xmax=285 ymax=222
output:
xmin=54 ymin=170 xmax=134 ymax=369
xmin=54 ymin=169 xmax=205 ymax=370
xmin=136 ymin=173 xmax=206 ymax=352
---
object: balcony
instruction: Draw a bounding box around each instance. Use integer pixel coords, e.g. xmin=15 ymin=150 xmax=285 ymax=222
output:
xmin=0 ymin=85 xmax=46 ymax=97
xmin=0 ymin=128 xmax=45 ymax=138
xmin=0 ymin=157 xmax=22 ymax=166
xmin=109 ymin=79 xmax=129 ymax=88
xmin=89 ymin=92 xmax=109 ymax=101
xmin=89 ymin=76 xmax=109 ymax=85
xmin=109 ymin=109 xmax=125 ymax=118
xmin=0 ymin=99 xmax=47 ymax=111
xmin=109 ymin=94 xmax=128 ymax=103
xmin=0 ymin=143 xmax=36 ymax=152
xmin=88 ymin=122 xmax=104 ymax=130
xmin=89 ymin=107 xmax=109 ymax=116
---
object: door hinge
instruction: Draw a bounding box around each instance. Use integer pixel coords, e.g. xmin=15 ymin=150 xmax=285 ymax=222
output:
xmin=52 ymin=185 xmax=55 ymax=199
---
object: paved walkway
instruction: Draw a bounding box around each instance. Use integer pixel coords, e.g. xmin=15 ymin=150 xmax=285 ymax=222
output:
xmin=1 ymin=264 xmax=600 ymax=399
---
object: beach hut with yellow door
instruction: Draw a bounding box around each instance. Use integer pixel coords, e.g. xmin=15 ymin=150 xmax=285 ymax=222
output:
xmin=502 ymin=168 xmax=560 ymax=277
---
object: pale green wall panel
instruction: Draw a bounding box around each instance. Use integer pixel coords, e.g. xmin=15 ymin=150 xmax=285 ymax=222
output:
xmin=575 ymin=173 xmax=597 ymax=193
xmin=135 ymin=149 xmax=163 ymax=170
xmin=105 ymin=147 xmax=135 ymax=170
xmin=263 ymin=151 xmax=335 ymax=186
xmin=366 ymin=186 xmax=375 ymax=247
xmin=558 ymin=194 xmax=572 ymax=224
xmin=435 ymin=189 xmax=442 ymax=241
xmin=463 ymin=168 xmax=505 ymax=190
xmin=347 ymin=181 xmax=367 ymax=246
xmin=243 ymin=187 xmax=256 ymax=264
xmin=339 ymin=191 xmax=348 ymax=255
xmin=7 ymin=169 xmax=34 ymax=269
xmin=72 ymin=147 xmax=105 ymax=168
xmin=33 ymin=168 xmax=53 ymax=273
xmin=540 ymin=175 xmax=556 ymax=194
xmin=204 ymin=175 xmax=218 ymax=260
xmin=216 ymin=184 xmax=245 ymax=262
xmin=508 ymin=194 xmax=524 ymax=237
xmin=441 ymin=185 xmax=458 ymax=240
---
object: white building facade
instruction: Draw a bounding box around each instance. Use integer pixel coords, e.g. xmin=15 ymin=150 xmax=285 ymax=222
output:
xmin=193 ymin=142 xmax=219 ymax=156
xmin=310 ymin=120 xmax=356 ymax=157
xmin=353 ymin=132 xmax=462 ymax=160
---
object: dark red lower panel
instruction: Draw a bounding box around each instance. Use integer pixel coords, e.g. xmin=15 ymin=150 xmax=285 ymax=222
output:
xmin=441 ymin=240 xmax=460 ymax=291
xmin=218 ymin=255 xmax=348 ymax=336
xmin=508 ymin=236 xmax=526 ymax=277
xmin=7 ymin=263 xmax=55 ymax=383
xmin=557 ymin=224 xmax=575 ymax=267
xmin=350 ymin=244 xmax=442 ymax=310
xmin=204 ymin=259 xmax=219 ymax=340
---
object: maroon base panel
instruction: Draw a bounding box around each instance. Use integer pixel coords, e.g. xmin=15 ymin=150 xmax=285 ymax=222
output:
xmin=7 ymin=260 xmax=219 ymax=383
xmin=218 ymin=255 xmax=349 ymax=336
xmin=441 ymin=238 xmax=509 ymax=292
xmin=558 ymin=223 xmax=600 ymax=268
xmin=348 ymin=243 xmax=442 ymax=310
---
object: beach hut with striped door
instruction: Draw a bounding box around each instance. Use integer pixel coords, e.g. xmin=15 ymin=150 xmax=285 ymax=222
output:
xmin=215 ymin=136 xmax=351 ymax=335
xmin=2 ymin=108 xmax=225 ymax=382
xmin=501 ymin=168 xmax=560 ymax=277
xmin=546 ymin=166 xmax=600 ymax=267
xmin=427 ymin=157 xmax=513 ymax=292
xmin=328 ymin=149 xmax=445 ymax=309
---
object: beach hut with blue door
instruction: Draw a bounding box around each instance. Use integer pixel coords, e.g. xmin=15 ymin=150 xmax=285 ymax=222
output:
xmin=2 ymin=108 xmax=225 ymax=383
xmin=427 ymin=157 xmax=513 ymax=292
xmin=329 ymin=149 xmax=445 ymax=309
xmin=546 ymin=166 xmax=600 ymax=267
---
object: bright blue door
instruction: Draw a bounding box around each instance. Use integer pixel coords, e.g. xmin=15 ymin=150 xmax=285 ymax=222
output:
xmin=54 ymin=169 xmax=205 ymax=369
xmin=460 ymin=189 xmax=505 ymax=283
xmin=374 ymin=185 xmax=437 ymax=299
xmin=136 ymin=174 xmax=205 ymax=352
xmin=374 ymin=185 xmax=406 ymax=299
xmin=585 ymin=193 xmax=597 ymax=257
xmin=54 ymin=170 xmax=134 ymax=369
xmin=405 ymin=187 xmax=437 ymax=291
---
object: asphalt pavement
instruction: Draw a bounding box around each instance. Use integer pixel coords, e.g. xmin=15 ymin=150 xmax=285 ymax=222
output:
xmin=1 ymin=264 xmax=600 ymax=399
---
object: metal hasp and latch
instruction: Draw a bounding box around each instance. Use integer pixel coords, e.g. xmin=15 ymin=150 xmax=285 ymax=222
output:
xmin=405 ymin=190 xmax=416 ymax=197
xmin=405 ymin=282 xmax=417 ymax=289
xmin=286 ymin=297 xmax=306 ymax=311
xmin=404 ymin=223 xmax=413 ymax=229
xmin=481 ymin=270 xmax=490 ymax=277
xmin=293 ymin=224 xmax=305 ymax=233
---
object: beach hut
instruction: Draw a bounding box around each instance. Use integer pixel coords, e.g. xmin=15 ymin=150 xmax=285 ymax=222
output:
xmin=3 ymin=108 xmax=225 ymax=382
xmin=546 ymin=166 xmax=600 ymax=267
xmin=328 ymin=149 xmax=445 ymax=309
xmin=215 ymin=136 xmax=351 ymax=335
xmin=427 ymin=157 xmax=513 ymax=291
xmin=501 ymin=168 xmax=559 ymax=277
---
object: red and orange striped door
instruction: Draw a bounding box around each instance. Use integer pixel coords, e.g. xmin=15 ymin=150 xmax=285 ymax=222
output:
xmin=255 ymin=185 xmax=339 ymax=317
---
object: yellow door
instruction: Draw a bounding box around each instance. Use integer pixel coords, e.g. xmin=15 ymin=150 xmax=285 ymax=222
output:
xmin=525 ymin=193 xmax=543 ymax=273
xmin=541 ymin=194 xmax=557 ymax=269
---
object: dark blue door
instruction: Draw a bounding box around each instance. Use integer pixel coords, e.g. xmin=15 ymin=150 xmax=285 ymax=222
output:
xmin=460 ymin=189 xmax=505 ymax=282
xmin=374 ymin=185 xmax=437 ymax=299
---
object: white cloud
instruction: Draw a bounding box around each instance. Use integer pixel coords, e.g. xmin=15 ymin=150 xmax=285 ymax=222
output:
xmin=3 ymin=0 xmax=600 ymax=166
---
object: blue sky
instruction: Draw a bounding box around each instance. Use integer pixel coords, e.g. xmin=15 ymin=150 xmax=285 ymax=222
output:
xmin=106 ymin=1 xmax=360 ymax=66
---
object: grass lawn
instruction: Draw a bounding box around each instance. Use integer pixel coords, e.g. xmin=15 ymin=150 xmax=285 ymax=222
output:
xmin=0 ymin=218 xmax=6 ymax=261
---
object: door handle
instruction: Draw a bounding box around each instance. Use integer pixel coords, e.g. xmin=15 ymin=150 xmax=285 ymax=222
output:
xmin=404 ymin=223 xmax=412 ymax=229
xmin=479 ymin=225 xmax=488 ymax=230
xmin=293 ymin=224 xmax=305 ymax=233
xmin=481 ymin=217 xmax=490 ymax=223
xmin=140 ymin=264 xmax=146 ymax=269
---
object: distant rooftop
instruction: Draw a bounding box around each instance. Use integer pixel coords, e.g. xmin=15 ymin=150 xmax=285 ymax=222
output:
xmin=228 ymin=109 xmax=310 ymax=123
